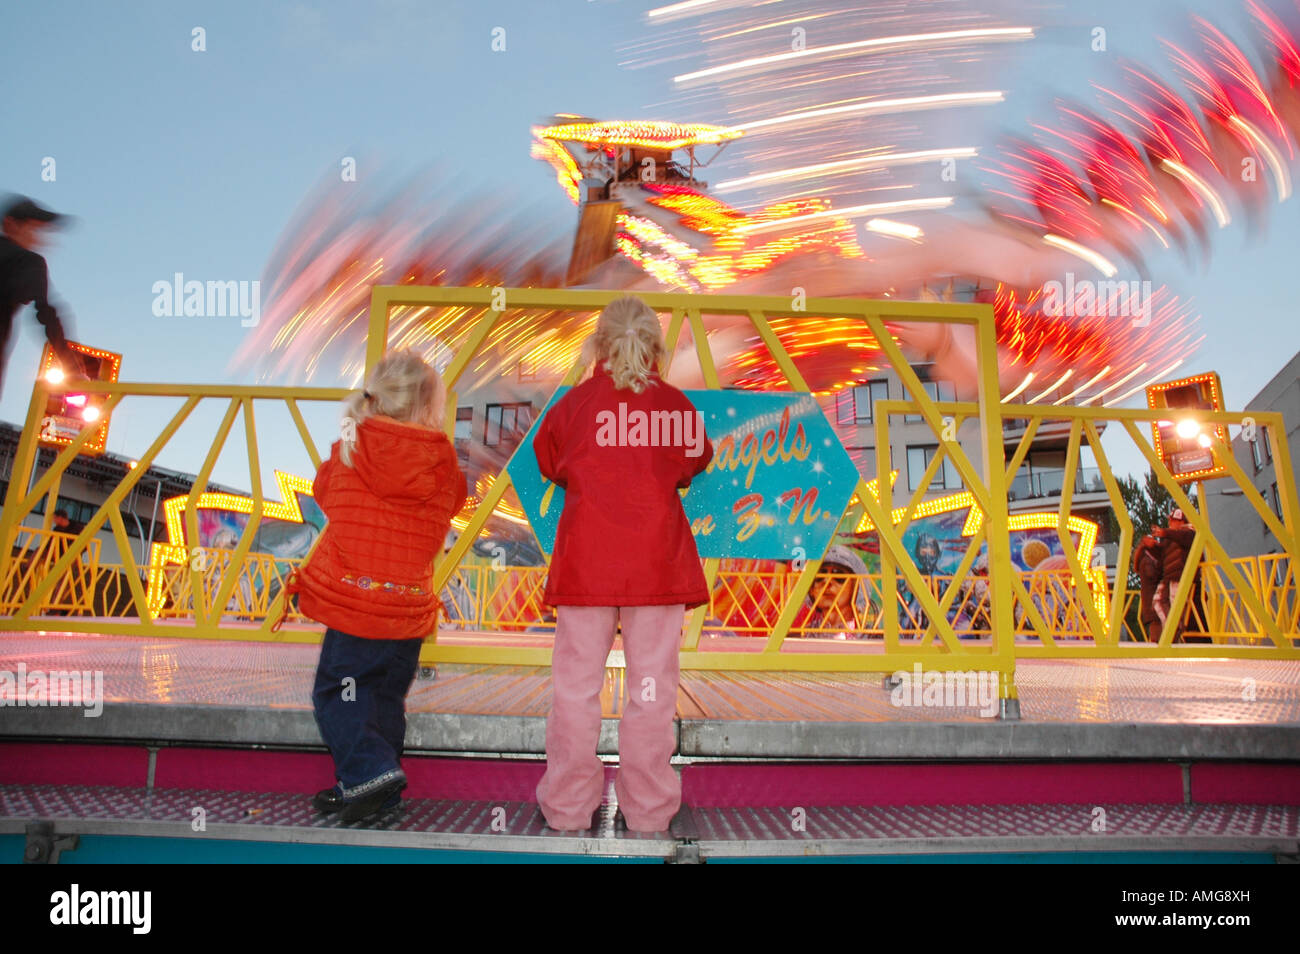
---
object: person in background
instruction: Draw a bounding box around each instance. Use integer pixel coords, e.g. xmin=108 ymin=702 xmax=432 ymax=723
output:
xmin=1 ymin=196 xmax=87 ymax=396
xmin=51 ymin=508 xmax=85 ymax=536
xmin=274 ymin=350 xmax=467 ymax=823
xmin=41 ymin=508 xmax=88 ymax=615
xmin=1132 ymin=533 xmax=1166 ymax=641
xmin=1153 ymin=508 xmax=1203 ymax=639
xmin=533 ymin=295 xmax=713 ymax=833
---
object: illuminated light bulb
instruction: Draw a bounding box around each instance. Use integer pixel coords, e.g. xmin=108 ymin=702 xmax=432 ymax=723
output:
xmin=45 ymin=367 xmax=65 ymax=384
xmin=128 ymin=460 xmax=139 ymax=470
xmin=65 ymin=393 xmax=87 ymax=407
xmin=1175 ymin=419 xmax=1200 ymax=439
xmin=1196 ymin=434 xmax=1212 ymax=448
xmin=82 ymin=405 xmax=101 ymax=423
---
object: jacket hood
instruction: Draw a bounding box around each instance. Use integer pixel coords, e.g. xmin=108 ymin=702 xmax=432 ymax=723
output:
xmin=349 ymin=415 xmax=453 ymax=503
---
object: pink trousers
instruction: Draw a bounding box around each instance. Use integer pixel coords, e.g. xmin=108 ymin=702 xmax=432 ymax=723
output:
xmin=536 ymin=604 xmax=685 ymax=832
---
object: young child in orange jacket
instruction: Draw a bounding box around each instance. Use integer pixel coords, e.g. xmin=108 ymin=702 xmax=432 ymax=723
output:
xmin=533 ymin=295 xmax=713 ymax=832
xmin=277 ymin=350 xmax=467 ymax=822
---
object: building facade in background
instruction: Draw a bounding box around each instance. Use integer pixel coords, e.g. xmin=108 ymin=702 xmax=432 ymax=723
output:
xmin=0 ymin=422 xmax=244 ymax=566
xmin=1203 ymin=351 xmax=1299 ymax=557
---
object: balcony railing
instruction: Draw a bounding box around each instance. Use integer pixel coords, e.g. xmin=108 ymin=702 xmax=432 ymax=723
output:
xmin=1008 ymin=467 xmax=1106 ymax=502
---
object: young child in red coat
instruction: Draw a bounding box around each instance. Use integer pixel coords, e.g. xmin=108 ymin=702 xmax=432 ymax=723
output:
xmin=276 ymin=350 xmax=467 ymax=822
xmin=533 ymin=295 xmax=713 ymax=832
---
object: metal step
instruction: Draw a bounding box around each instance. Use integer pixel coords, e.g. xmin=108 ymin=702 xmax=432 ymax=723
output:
xmin=4 ymin=633 xmax=1300 ymax=761
xmin=5 ymin=784 xmax=1297 ymax=861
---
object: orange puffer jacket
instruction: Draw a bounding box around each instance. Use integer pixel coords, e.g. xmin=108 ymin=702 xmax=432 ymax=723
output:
xmin=275 ymin=415 xmax=467 ymax=639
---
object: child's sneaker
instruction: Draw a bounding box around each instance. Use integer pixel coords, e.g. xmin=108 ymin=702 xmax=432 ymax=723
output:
xmin=314 ymin=781 xmax=403 ymax=817
xmin=339 ymin=777 xmax=407 ymax=823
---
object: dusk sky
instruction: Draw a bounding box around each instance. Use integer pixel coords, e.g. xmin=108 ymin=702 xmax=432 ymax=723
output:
xmin=3 ymin=0 xmax=1297 ymax=492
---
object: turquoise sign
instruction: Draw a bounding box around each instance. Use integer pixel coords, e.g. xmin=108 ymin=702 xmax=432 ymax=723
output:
xmin=507 ymin=388 xmax=860 ymax=560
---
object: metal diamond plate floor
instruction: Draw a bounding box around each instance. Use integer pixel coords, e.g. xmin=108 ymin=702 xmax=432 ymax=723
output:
xmin=0 ymin=783 xmax=672 ymax=858
xmin=2 ymin=631 xmax=1298 ymax=725
xmin=3 ymin=784 xmax=1296 ymax=859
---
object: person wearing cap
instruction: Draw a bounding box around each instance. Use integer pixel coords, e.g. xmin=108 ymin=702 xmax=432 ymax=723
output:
xmin=1153 ymin=508 xmax=1203 ymax=638
xmin=1 ymin=195 xmax=86 ymax=395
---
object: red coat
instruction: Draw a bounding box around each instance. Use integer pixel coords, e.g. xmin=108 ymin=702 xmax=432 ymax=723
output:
xmin=1156 ymin=526 xmax=1198 ymax=584
xmin=275 ymin=415 xmax=467 ymax=639
xmin=535 ymin=365 xmax=713 ymax=607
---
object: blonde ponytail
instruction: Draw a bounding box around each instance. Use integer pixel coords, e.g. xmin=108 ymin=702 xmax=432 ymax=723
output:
xmin=584 ymin=295 xmax=665 ymax=393
xmin=339 ymin=349 xmax=446 ymax=466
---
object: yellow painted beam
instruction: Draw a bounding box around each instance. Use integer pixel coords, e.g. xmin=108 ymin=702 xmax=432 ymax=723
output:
xmin=3 ymin=287 xmax=1293 ymax=675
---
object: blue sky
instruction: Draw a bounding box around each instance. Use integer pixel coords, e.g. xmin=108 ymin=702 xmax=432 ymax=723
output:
xmin=2 ymin=0 xmax=1297 ymax=493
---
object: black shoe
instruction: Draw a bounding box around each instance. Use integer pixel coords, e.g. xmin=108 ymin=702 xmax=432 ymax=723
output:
xmin=312 ymin=786 xmax=345 ymax=814
xmin=339 ymin=778 xmax=406 ymax=823
xmin=316 ymin=782 xmax=404 ymax=817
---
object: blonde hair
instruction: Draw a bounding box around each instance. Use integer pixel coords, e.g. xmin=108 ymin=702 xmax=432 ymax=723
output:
xmin=339 ymin=349 xmax=446 ymax=466
xmin=582 ymin=295 xmax=665 ymax=394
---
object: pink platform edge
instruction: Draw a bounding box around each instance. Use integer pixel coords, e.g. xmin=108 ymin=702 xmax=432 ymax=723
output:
xmin=4 ymin=743 xmax=1299 ymax=805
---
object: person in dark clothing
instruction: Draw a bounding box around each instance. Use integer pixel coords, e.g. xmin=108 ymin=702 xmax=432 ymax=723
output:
xmin=1133 ymin=533 xmax=1165 ymax=640
xmin=1153 ymin=508 xmax=1204 ymax=638
xmin=52 ymin=508 xmax=85 ymax=536
xmin=47 ymin=508 xmax=88 ymax=616
xmin=1 ymin=196 xmax=86 ymax=397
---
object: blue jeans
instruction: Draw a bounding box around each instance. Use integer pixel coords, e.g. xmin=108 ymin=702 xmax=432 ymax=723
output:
xmin=311 ymin=628 xmax=422 ymax=799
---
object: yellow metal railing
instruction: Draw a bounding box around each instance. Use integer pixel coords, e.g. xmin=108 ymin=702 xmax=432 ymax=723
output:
xmin=0 ymin=383 xmax=347 ymax=643
xmin=991 ymin=400 xmax=1299 ymax=657
xmin=2 ymin=287 xmax=1296 ymax=687
xmin=362 ymin=287 xmax=1017 ymax=683
xmin=150 ymin=549 xmax=304 ymax=621
xmin=29 ymin=557 xmax=1294 ymax=646
xmin=2 ymin=527 xmax=100 ymax=616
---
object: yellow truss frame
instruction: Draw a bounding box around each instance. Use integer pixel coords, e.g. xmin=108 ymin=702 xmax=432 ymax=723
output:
xmin=0 ymin=287 xmax=1294 ymax=685
xmin=361 ymin=286 xmax=1017 ymax=685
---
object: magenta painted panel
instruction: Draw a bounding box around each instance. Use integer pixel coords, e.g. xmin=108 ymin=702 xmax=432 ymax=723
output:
xmin=0 ymin=742 xmax=149 ymax=787
xmin=1191 ymin=763 xmax=1300 ymax=805
xmin=681 ymin=761 xmax=1185 ymax=806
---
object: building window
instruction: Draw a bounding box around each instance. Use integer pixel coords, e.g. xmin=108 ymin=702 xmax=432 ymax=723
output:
xmin=484 ymin=402 xmax=533 ymax=448
xmin=836 ymin=380 xmax=888 ymax=425
xmin=1262 ymin=426 xmax=1273 ymax=464
xmin=903 ymin=380 xmax=956 ymax=423
xmin=32 ymin=495 xmax=97 ymax=526
xmin=455 ymin=407 xmax=473 ymax=443
xmin=836 ymin=389 xmax=852 ymax=425
xmin=115 ymin=510 xmax=167 ymax=541
xmin=907 ymin=445 xmax=962 ymax=491
xmin=1270 ymin=482 xmax=1282 ymax=519
xmin=454 ymin=407 xmax=473 ymax=465
xmin=845 ymin=446 xmax=875 ymax=478
xmin=854 ymin=381 xmax=889 ymax=424
xmin=29 ymin=495 xmax=169 ymax=539
xmin=1250 ymin=434 xmax=1263 ymax=471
